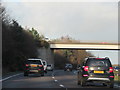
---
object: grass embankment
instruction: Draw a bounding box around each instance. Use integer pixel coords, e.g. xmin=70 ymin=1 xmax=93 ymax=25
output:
xmin=114 ymin=71 xmax=120 ymax=85
xmin=2 ymin=68 xmax=23 ymax=78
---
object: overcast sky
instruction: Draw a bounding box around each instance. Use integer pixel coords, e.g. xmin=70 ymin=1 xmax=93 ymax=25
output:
xmin=2 ymin=0 xmax=119 ymax=64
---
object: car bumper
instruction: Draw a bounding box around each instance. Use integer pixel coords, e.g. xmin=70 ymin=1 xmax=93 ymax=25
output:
xmin=87 ymin=77 xmax=110 ymax=81
xmin=47 ymin=68 xmax=53 ymax=70
xmin=25 ymin=70 xmax=44 ymax=73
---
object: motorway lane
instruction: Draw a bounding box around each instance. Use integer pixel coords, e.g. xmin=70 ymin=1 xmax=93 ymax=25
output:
xmin=2 ymin=70 xmax=119 ymax=88
xmin=53 ymin=70 xmax=119 ymax=88
xmin=53 ymin=70 xmax=80 ymax=88
xmin=2 ymin=71 xmax=59 ymax=88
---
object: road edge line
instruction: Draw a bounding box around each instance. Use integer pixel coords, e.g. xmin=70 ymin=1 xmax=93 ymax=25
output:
xmin=0 ymin=73 xmax=23 ymax=82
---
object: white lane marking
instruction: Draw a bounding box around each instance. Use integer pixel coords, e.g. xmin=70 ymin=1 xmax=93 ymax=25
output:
xmin=114 ymin=84 xmax=120 ymax=88
xmin=0 ymin=73 xmax=23 ymax=82
xmin=52 ymin=77 xmax=55 ymax=79
xmin=54 ymin=80 xmax=58 ymax=82
xmin=52 ymin=71 xmax=55 ymax=77
xmin=73 ymin=70 xmax=78 ymax=75
xmin=52 ymin=70 xmax=66 ymax=88
xmin=59 ymin=84 xmax=64 ymax=88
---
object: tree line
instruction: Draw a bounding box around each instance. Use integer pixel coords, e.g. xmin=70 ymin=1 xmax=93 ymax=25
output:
xmin=1 ymin=3 xmax=94 ymax=73
xmin=1 ymin=4 xmax=49 ymax=74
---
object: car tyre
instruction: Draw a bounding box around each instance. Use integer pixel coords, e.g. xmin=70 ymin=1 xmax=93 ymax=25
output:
xmin=103 ymin=83 xmax=107 ymax=86
xmin=81 ymin=80 xmax=86 ymax=87
xmin=45 ymin=71 xmax=47 ymax=73
xmin=41 ymin=73 xmax=44 ymax=76
xmin=77 ymin=80 xmax=80 ymax=85
xmin=24 ymin=72 xmax=28 ymax=76
xmin=109 ymin=82 xmax=114 ymax=88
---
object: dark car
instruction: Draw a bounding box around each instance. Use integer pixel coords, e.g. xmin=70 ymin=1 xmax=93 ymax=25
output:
xmin=64 ymin=64 xmax=73 ymax=71
xmin=24 ymin=58 xmax=44 ymax=76
xmin=113 ymin=66 xmax=120 ymax=72
xmin=77 ymin=57 xmax=114 ymax=88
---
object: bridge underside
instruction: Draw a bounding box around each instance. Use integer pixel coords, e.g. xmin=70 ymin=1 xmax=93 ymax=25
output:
xmin=50 ymin=43 xmax=120 ymax=50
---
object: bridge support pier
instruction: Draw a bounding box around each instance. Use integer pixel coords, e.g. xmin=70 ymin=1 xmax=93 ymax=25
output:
xmin=37 ymin=47 xmax=54 ymax=68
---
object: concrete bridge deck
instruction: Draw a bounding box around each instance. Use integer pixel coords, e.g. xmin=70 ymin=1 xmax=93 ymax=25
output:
xmin=50 ymin=43 xmax=120 ymax=50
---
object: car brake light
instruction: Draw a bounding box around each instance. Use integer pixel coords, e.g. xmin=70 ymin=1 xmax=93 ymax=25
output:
xmin=84 ymin=66 xmax=88 ymax=71
xmin=26 ymin=64 xmax=29 ymax=67
xmin=109 ymin=67 xmax=113 ymax=73
xmin=26 ymin=68 xmax=29 ymax=70
xmin=109 ymin=76 xmax=114 ymax=78
xmin=83 ymin=74 xmax=88 ymax=77
xmin=38 ymin=65 xmax=43 ymax=67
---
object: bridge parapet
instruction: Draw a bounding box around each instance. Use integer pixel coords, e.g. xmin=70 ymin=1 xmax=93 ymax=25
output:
xmin=50 ymin=43 xmax=120 ymax=50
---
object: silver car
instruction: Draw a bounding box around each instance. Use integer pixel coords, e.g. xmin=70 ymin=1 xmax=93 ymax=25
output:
xmin=47 ymin=64 xmax=53 ymax=71
xmin=42 ymin=60 xmax=47 ymax=73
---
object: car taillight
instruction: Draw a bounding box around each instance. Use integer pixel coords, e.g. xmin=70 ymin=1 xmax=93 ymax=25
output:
xmin=84 ymin=66 xmax=89 ymax=71
xmin=83 ymin=74 xmax=88 ymax=77
xmin=109 ymin=67 xmax=113 ymax=73
xmin=26 ymin=64 xmax=29 ymax=67
xmin=109 ymin=76 xmax=114 ymax=78
xmin=38 ymin=65 xmax=43 ymax=67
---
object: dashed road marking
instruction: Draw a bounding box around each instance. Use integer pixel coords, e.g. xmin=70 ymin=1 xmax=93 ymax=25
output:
xmin=73 ymin=70 xmax=78 ymax=75
xmin=54 ymin=80 xmax=58 ymax=82
xmin=0 ymin=73 xmax=23 ymax=82
xmin=59 ymin=84 xmax=65 ymax=88
xmin=52 ymin=77 xmax=55 ymax=79
xmin=114 ymin=84 xmax=120 ymax=88
xmin=52 ymin=70 xmax=66 ymax=88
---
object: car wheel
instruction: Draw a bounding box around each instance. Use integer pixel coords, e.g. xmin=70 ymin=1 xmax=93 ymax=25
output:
xmin=103 ymin=83 xmax=107 ymax=86
xmin=24 ymin=72 xmax=28 ymax=76
xmin=81 ymin=80 xmax=86 ymax=87
xmin=77 ymin=74 xmax=81 ymax=85
xmin=109 ymin=82 xmax=114 ymax=88
xmin=45 ymin=71 xmax=47 ymax=73
xmin=77 ymin=80 xmax=80 ymax=85
xmin=41 ymin=73 xmax=44 ymax=76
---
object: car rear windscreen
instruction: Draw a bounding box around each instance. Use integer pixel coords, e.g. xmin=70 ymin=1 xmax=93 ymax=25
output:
xmin=47 ymin=65 xmax=51 ymax=66
xmin=86 ymin=59 xmax=112 ymax=67
xmin=43 ymin=62 xmax=46 ymax=65
xmin=26 ymin=60 xmax=42 ymax=64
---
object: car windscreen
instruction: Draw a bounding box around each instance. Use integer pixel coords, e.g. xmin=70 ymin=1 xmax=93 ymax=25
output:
xmin=86 ymin=59 xmax=111 ymax=67
xmin=26 ymin=60 xmax=42 ymax=65
xmin=43 ymin=62 xmax=46 ymax=65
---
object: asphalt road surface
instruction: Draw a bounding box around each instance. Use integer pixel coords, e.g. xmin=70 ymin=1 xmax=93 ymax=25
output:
xmin=2 ymin=70 xmax=120 ymax=89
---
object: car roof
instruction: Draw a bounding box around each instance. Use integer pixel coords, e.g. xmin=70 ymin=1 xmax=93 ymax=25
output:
xmin=42 ymin=60 xmax=47 ymax=62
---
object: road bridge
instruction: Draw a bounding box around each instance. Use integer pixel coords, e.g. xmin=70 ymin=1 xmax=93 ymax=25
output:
xmin=38 ymin=42 xmax=119 ymax=68
xmin=50 ymin=43 xmax=120 ymax=50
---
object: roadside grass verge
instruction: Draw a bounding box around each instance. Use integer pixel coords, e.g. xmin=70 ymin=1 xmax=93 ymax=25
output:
xmin=2 ymin=68 xmax=23 ymax=79
xmin=114 ymin=71 xmax=120 ymax=85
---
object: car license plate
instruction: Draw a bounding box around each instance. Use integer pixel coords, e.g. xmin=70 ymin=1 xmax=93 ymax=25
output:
xmin=30 ymin=64 xmax=37 ymax=67
xmin=30 ymin=70 xmax=38 ymax=72
xmin=94 ymin=71 xmax=104 ymax=73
